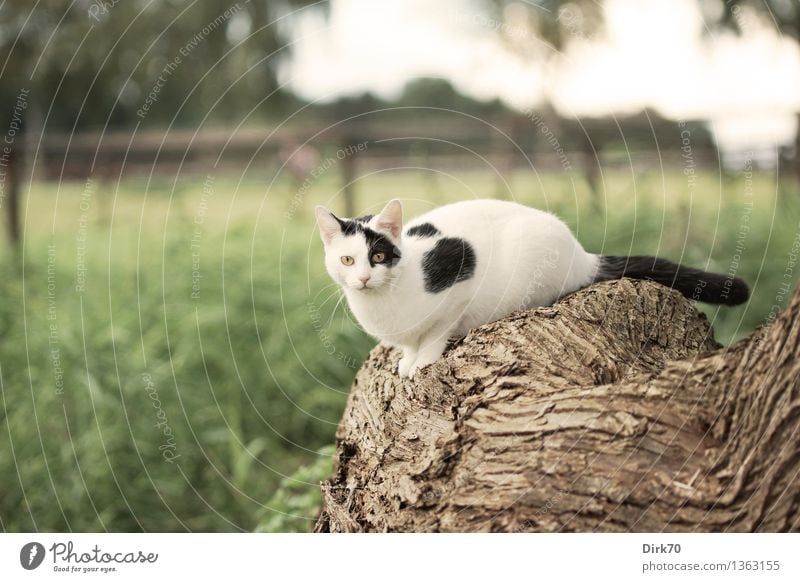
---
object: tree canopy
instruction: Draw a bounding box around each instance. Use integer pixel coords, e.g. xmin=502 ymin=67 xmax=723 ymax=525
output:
xmin=0 ymin=0 xmax=323 ymax=130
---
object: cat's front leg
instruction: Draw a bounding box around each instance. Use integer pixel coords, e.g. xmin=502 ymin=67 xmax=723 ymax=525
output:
xmin=397 ymin=346 xmax=417 ymax=378
xmin=408 ymin=328 xmax=452 ymax=378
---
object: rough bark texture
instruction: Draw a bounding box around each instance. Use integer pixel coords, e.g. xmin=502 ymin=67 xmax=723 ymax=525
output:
xmin=315 ymin=279 xmax=800 ymax=532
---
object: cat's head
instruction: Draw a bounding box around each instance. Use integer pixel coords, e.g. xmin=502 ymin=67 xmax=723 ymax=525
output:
xmin=315 ymin=199 xmax=403 ymax=292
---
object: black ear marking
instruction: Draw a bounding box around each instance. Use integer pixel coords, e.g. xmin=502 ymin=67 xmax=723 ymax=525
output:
xmin=422 ymin=237 xmax=476 ymax=293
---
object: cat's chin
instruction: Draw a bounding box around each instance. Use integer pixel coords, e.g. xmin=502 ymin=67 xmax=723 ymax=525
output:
xmin=347 ymin=284 xmax=381 ymax=294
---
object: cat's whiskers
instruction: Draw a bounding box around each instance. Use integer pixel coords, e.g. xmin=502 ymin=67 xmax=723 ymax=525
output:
xmin=312 ymin=281 xmax=340 ymax=300
xmin=376 ymin=280 xmax=402 ymax=293
xmin=326 ymin=292 xmax=347 ymax=328
xmin=340 ymin=302 xmax=357 ymax=331
xmin=316 ymin=287 xmax=343 ymax=309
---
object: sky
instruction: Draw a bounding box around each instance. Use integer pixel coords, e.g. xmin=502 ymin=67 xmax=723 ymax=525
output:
xmin=285 ymin=0 xmax=800 ymax=157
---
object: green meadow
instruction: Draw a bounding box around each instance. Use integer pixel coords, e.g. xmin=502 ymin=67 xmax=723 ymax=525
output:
xmin=1 ymin=166 xmax=798 ymax=531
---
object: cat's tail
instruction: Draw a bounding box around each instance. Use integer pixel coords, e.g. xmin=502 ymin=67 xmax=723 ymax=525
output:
xmin=593 ymin=255 xmax=749 ymax=305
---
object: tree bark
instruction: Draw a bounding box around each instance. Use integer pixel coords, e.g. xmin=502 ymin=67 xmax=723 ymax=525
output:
xmin=315 ymin=279 xmax=800 ymax=532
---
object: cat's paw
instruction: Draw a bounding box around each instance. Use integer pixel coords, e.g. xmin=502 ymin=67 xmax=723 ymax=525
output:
xmin=408 ymin=356 xmax=436 ymax=378
xmin=398 ymin=356 xmax=414 ymax=378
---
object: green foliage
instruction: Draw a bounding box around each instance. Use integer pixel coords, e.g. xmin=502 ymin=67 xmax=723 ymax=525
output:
xmin=0 ymin=168 xmax=797 ymax=531
xmin=0 ymin=175 xmax=371 ymax=531
xmin=254 ymin=445 xmax=334 ymax=533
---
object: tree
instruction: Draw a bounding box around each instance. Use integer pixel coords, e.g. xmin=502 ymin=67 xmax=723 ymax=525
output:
xmin=316 ymin=279 xmax=800 ymax=532
xmin=0 ymin=0 xmax=324 ymax=129
xmin=483 ymin=0 xmax=800 ymax=180
xmin=480 ymin=0 xmax=604 ymax=55
xmin=0 ymin=0 xmax=325 ymax=244
xmin=715 ymin=0 xmax=800 ymax=184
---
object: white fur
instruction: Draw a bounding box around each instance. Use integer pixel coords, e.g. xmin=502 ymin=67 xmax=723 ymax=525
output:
xmin=316 ymin=199 xmax=599 ymax=378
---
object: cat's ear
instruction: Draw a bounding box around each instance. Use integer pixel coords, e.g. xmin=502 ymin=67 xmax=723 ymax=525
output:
xmin=315 ymin=205 xmax=341 ymax=245
xmin=375 ymin=199 xmax=403 ymax=239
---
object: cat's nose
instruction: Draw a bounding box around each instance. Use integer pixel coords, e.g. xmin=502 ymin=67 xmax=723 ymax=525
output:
xmin=359 ymin=275 xmax=371 ymax=286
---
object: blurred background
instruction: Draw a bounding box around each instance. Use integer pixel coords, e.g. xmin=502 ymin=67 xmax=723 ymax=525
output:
xmin=1 ymin=0 xmax=799 ymax=532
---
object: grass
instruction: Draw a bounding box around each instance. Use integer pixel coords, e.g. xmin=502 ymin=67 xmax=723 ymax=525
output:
xmin=1 ymin=165 xmax=798 ymax=531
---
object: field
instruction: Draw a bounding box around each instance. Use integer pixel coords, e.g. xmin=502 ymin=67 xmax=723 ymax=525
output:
xmin=1 ymin=165 xmax=798 ymax=532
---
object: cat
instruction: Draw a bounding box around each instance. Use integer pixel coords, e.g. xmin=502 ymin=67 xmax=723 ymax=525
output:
xmin=316 ymin=199 xmax=749 ymax=378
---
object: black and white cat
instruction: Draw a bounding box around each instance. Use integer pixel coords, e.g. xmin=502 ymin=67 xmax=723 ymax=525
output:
xmin=316 ymin=199 xmax=748 ymax=378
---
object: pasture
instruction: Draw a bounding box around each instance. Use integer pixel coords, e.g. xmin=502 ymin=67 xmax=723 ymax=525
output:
xmin=1 ymin=166 xmax=796 ymax=531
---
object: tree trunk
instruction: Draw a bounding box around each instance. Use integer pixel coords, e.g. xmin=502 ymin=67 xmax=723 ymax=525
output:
xmin=5 ymin=145 xmax=21 ymax=245
xmin=315 ymin=279 xmax=800 ymax=532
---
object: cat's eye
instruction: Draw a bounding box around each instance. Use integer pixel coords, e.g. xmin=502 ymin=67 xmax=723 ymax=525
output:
xmin=372 ymin=252 xmax=385 ymax=263
xmin=340 ymin=256 xmax=354 ymax=266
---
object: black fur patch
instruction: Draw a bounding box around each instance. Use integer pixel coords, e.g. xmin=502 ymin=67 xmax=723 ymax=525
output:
xmin=334 ymin=216 xmax=361 ymax=236
xmin=596 ymin=255 xmax=749 ymax=305
xmin=363 ymin=227 xmax=401 ymax=267
xmin=422 ymin=237 xmax=476 ymax=293
xmin=333 ymin=214 xmax=375 ymax=235
xmin=332 ymin=215 xmax=401 ymax=267
xmin=406 ymin=223 xmax=440 ymax=238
